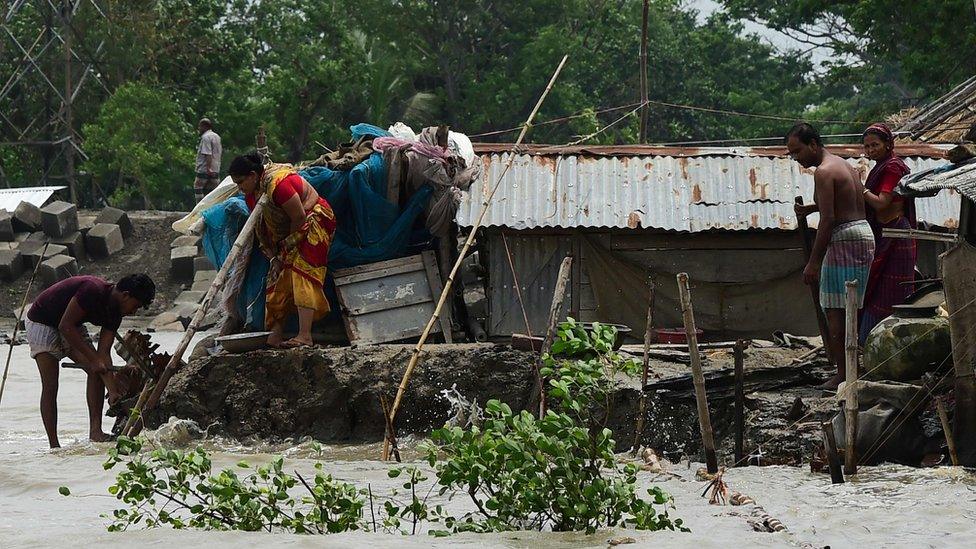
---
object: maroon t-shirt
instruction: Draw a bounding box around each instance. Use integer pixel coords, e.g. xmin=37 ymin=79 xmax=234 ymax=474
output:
xmin=27 ymin=275 xmax=123 ymax=331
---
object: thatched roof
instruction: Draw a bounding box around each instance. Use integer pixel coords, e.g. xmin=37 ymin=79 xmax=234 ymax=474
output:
xmin=897 ymin=75 xmax=976 ymax=143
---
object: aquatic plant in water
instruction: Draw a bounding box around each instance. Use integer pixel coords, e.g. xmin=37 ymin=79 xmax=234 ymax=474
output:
xmin=71 ymin=320 xmax=683 ymax=536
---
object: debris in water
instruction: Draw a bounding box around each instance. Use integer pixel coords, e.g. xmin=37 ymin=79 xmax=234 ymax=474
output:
xmin=439 ymin=383 xmax=482 ymax=429
xmin=607 ymin=536 xmax=636 ymax=546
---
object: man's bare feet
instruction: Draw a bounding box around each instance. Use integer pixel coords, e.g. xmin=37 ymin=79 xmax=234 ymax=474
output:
xmin=818 ymin=373 xmax=844 ymax=391
xmin=89 ymin=431 xmax=112 ymax=443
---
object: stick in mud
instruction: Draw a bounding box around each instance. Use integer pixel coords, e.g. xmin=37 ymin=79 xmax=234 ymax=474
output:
xmin=0 ymin=242 xmax=49 ymax=409
xmin=936 ymin=397 xmax=960 ymax=466
xmin=382 ymin=55 xmax=570 ymax=461
xmin=632 ymin=278 xmax=655 ymax=454
xmin=530 ymin=255 xmax=572 ymax=419
xmin=821 ymin=421 xmax=845 ymax=484
xmin=844 ymin=280 xmax=859 ymax=475
xmin=677 ymin=272 xmax=718 ymax=474
xmin=734 ymin=339 xmax=746 ymax=465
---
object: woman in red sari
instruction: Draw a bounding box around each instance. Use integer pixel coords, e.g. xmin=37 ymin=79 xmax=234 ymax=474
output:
xmin=859 ymin=123 xmax=915 ymax=343
xmin=228 ymin=152 xmax=337 ymax=348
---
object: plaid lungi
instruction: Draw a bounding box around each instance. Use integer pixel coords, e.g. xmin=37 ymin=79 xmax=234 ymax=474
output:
xmin=820 ymin=220 xmax=875 ymax=309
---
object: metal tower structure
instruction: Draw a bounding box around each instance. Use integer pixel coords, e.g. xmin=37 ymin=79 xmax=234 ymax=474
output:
xmin=0 ymin=0 xmax=108 ymax=202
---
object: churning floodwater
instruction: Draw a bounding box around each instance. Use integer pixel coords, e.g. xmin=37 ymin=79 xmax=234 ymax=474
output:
xmin=1 ymin=330 xmax=975 ymax=548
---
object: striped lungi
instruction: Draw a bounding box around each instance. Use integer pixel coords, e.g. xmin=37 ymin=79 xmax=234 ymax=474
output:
xmin=820 ymin=220 xmax=875 ymax=309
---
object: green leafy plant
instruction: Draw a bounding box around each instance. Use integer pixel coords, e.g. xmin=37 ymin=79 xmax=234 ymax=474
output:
xmin=423 ymin=319 xmax=685 ymax=534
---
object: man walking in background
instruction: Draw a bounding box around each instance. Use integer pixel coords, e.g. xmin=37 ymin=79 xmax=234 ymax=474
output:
xmin=195 ymin=117 xmax=222 ymax=202
xmin=789 ymin=122 xmax=875 ymax=391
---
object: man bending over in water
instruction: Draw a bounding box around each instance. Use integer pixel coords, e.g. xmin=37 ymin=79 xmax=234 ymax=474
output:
xmin=789 ymin=123 xmax=875 ymax=390
xmin=26 ymin=274 xmax=155 ymax=447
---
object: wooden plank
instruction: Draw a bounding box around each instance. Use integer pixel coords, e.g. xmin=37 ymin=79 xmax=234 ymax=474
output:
xmin=332 ymin=253 xmax=423 ymax=278
xmin=677 ymin=272 xmax=718 ymax=474
xmin=610 ymin=231 xmax=803 ymax=251
xmin=421 ymin=250 xmax=453 ymax=343
xmin=843 ymin=280 xmax=859 ymax=475
xmin=348 ymin=293 xmax=432 ymax=316
xmin=822 ymin=422 xmax=845 ymax=484
xmin=734 ymin=340 xmax=745 ymax=465
xmin=882 ymin=228 xmax=959 ymax=243
xmin=333 ymin=261 xmax=424 ymax=286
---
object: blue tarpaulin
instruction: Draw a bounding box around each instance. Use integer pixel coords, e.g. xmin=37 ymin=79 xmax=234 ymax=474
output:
xmin=201 ymin=124 xmax=433 ymax=330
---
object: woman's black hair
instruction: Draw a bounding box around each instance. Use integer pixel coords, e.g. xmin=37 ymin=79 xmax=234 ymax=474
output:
xmin=228 ymin=152 xmax=264 ymax=177
xmin=117 ymin=273 xmax=156 ymax=307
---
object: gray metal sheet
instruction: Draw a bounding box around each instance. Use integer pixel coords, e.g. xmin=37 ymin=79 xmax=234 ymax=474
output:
xmin=458 ymin=153 xmax=959 ymax=231
xmin=0 ymin=185 xmax=65 ymax=212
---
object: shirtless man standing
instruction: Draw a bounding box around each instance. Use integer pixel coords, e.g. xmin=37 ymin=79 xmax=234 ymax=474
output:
xmin=788 ymin=123 xmax=875 ymax=390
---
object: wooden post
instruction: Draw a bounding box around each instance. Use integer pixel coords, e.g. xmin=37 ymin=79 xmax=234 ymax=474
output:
xmin=531 ymin=256 xmax=573 ymax=418
xmin=795 ymin=196 xmax=834 ymax=369
xmin=734 ymin=339 xmax=746 ymax=465
xmin=632 ymin=279 xmax=655 ymax=453
xmin=638 ymin=0 xmax=649 ymax=143
xmin=843 ymin=280 xmax=859 ymax=475
xmin=123 ymin=195 xmax=269 ymax=436
xmin=936 ymin=398 xmax=960 ymax=466
xmin=676 ymin=272 xmax=718 ymax=474
xmin=821 ymin=421 xmax=845 ymax=484
xmin=382 ymin=55 xmax=569 ymax=460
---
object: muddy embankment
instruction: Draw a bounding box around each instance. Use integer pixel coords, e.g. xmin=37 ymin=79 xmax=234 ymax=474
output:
xmin=147 ymin=341 xmax=839 ymax=464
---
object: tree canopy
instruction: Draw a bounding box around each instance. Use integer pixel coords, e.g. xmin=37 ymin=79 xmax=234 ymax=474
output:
xmin=0 ymin=0 xmax=967 ymax=207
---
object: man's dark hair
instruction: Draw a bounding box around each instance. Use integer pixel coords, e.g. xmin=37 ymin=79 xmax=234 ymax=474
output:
xmin=117 ymin=274 xmax=156 ymax=307
xmin=785 ymin=122 xmax=822 ymax=147
xmin=199 ymin=117 xmax=213 ymax=130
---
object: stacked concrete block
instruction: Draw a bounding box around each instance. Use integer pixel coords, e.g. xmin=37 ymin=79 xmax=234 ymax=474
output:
xmin=194 ymin=268 xmax=217 ymax=283
xmin=95 ymin=207 xmax=133 ymax=238
xmin=0 ymin=242 xmax=17 ymax=251
xmin=12 ymin=202 xmax=42 ymax=233
xmin=171 ymin=245 xmax=197 ymax=282
xmin=40 ymin=201 xmax=78 ymax=238
xmin=0 ymin=210 xmax=14 ymax=241
xmin=85 ymin=223 xmax=124 ymax=259
xmin=0 ymin=249 xmax=25 ymax=281
xmin=194 ymin=255 xmax=215 ymax=275
xmin=26 ymin=231 xmax=47 ymax=242
xmin=53 ymin=231 xmax=87 ymax=261
xmin=19 ymin=242 xmax=67 ymax=269
xmin=12 ymin=232 xmax=30 ymax=242
xmin=170 ymin=234 xmax=200 ymax=250
xmin=39 ymin=255 xmax=79 ymax=288
xmin=175 ymin=290 xmax=205 ymax=304
xmin=190 ymin=279 xmax=213 ymax=292
xmin=78 ymin=216 xmax=95 ymax=235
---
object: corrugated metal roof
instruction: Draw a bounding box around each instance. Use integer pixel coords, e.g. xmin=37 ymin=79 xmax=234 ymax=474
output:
xmin=457 ymin=153 xmax=960 ymax=231
xmin=899 ymin=159 xmax=976 ymax=203
xmin=897 ymin=74 xmax=976 ymax=143
xmin=0 ymin=186 xmax=66 ymax=212
xmin=471 ymin=143 xmax=949 ymax=159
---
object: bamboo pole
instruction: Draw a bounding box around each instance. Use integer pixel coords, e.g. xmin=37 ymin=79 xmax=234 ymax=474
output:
xmin=734 ymin=339 xmax=746 ymax=465
xmin=123 ymin=195 xmax=269 ymax=437
xmin=638 ymin=0 xmax=649 ymax=142
xmin=843 ymin=280 xmax=859 ymax=475
xmin=677 ymin=272 xmax=718 ymax=474
xmin=532 ymin=256 xmax=573 ymax=418
xmin=381 ymin=55 xmax=569 ymax=460
xmin=501 ymin=231 xmax=533 ymax=338
xmin=936 ymin=398 xmax=960 ymax=466
xmin=632 ymin=279 xmax=655 ymax=454
xmin=795 ymin=196 xmax=834 ymax=368
xmin=821 ymin=421 xmax=845 ymax=484
xmin=0 ymin=242 xmax=49 ymax=409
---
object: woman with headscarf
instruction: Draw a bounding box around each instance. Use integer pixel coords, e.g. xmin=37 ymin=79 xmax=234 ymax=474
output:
xmin=228 ymin=152 xmax=337 ymax=348
xmin=859 ymin=123 xmax=916 ymax=343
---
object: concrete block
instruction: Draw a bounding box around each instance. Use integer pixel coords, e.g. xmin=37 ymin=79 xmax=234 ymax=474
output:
xmin=194 ymin=268 xmax=217 ymax=283
xmin=53 ymin=231 xmax=87 ymax=261
xmin=40 ymin=200 xmax=78 ymax=238
xmin=149 ymin=310 xmax=180 ymax=329
xmin=12 ymin=201 xmax=42 ymax=232
xmin=85 ymin=223 xmax=124 ymax=259
xmin=0 ymin=210 xmax=14 ymax=241
xmin=39 ymin=254 xmax=79 ymax=288
xmin=0 ymin=242 xmax=17 ymax=251
xmin=170 ymin=245 xmax=197 ymax=282
xmin=194 ymin=255 xmax=215 ymax=274
xmin=78 ymin=216 xmax=95 ymax=235
xmin=175 ymin=290 xmax=205 ymax=304
xmin=171 ymin=234 xmax=200 ymax=249
xmin=190 ymin=279 xmax=213 ymax=292
xmin=95 ymin=207 xmax=133 ymax=238
xmin=19 ymin=242 xmax=67 ymax=269
xmin=27 ymin=231 xmax=48 ymax=242
xmin=12 ymin=232 xmax=30 ymax=242
xmin=0 ymin=249 xmax=25 ymax=281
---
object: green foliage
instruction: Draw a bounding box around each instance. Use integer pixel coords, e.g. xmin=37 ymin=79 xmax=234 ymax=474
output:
xmin=424 ymin=319 xmax=684 ymax=534
xmin=82 ymin=82 xmax=195 ymax=209
xmin=101 ymin=436 xmax=365 ymax=533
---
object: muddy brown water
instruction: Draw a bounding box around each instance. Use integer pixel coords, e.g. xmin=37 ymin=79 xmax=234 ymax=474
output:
xmin=1 ymin=331 xmax=975 ymax=548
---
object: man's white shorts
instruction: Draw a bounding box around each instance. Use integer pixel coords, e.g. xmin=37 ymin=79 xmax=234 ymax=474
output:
xmin=24 ymin=319 xmax=90 ymax=361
